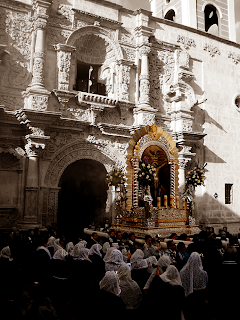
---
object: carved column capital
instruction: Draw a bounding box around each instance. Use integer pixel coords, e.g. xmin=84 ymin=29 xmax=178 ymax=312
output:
xmin=34 ymin=16 xmax=48 ymax=30
xmin=138 ymin=45 xmax=151 ymax=57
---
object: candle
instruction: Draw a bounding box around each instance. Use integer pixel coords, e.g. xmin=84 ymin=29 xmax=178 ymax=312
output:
xmin=170 ymin=195 xmax=173 ymax=208
xmin=157 ymin=197 xmax=161 ymax=209
xmin=176 ymin=196 xmax=179 ymax=209
xmin=164 ymin=195 xmax=168 ymax=208
xmin=182 ymin=197 xmax=186 ymax=209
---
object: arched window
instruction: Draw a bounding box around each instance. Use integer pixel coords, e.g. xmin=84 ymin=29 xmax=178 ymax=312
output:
xmin=165 ymin=9 xmax=175 ymax=22
xmin=204 ymin=4 xmax=219 ymax=36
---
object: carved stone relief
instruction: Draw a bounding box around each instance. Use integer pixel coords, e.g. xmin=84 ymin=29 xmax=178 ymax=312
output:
xmin=0 ymin=8 xmax=32 ymax=90
xmin=0 ymin=94 xmax=24 ymax=111
xmin=0 ymin=152 xmax=20 ymax=170
xmin=49 ymin=5 xmax=73 ymax=29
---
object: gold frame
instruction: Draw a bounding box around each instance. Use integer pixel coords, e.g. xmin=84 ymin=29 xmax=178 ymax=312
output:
xmin=126 ymin=124 xmax=179 ymax=211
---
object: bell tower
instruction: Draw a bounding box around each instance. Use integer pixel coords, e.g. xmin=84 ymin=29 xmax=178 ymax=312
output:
xmin=149 ymin=0 xmax=236 ymax=42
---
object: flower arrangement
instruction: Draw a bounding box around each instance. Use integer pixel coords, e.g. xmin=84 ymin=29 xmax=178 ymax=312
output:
xmin=186 ymin=166 xmax=206 ymax=187
xmin=106 ymin=167 xmax=126 ymax=187
xmin=137 ymin=157 xmax=156 ymax=186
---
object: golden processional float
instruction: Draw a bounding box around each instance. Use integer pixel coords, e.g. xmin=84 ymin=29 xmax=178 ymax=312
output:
xmin=110 ymin=124 xmax=201 ymax=239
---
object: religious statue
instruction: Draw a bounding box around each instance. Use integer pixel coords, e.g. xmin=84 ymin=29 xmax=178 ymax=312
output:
xmin=142 ymin=145 xmax=170 ymax=206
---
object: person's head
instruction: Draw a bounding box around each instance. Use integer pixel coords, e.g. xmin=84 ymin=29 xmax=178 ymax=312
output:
xmin=129 ymin=233 xmax=135 ymax=242
xmin=34 ymin=228 xmax=40 ymax=236
xmin=220 ymin=230 xmax=227 ymax=238
xmin=29 ymin=229 xmax=34 ymax=237
xmin=206 ymin=227 xmax=211 ymax=235
xmin=223 ymin=227 xmax=228 ymax=232
xmin=109 ymin=229 xmax=115 ymax=238
xmin=177 ymin=242 xmax=186 ymax=253
xmin=122 ymin=232 xmax=129 ymax=240
xmin=209 ymin=227 xmax=214 ymax=234
xmin=92 ymin=232 xmax=98 ymax=241
xmin=170 ymin=233 xmax=178 ymax=240
xmin=179 ymin=233 xmax=187 ymax=241
xmin=145 ymin=235 xmax=152 ymax=245
xmin=167 ymin=240 xmax=176 ymax=250
xmin=15 ymin=229 xmax=20 ymax=237
xmin=160 ymin=265 xmax=182 ymax=286
xmin=116 ymin=231 xmax=122 ymax=240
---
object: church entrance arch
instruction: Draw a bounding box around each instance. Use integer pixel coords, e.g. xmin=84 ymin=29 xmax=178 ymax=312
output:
xmin=57 ymin=159 xmax=107 ymax=239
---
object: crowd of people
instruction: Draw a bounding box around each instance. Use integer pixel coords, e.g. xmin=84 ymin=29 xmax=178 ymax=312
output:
xmin=0 ymin=225 xmax=240 ymax=320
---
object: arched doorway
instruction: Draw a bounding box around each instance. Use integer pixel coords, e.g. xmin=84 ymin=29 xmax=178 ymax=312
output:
xmin=58 ymin=159 xmax=107 ymax=239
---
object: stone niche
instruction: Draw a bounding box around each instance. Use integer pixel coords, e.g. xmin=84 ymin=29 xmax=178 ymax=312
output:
xmin=0 ymin=150 xmax=23 ymax=228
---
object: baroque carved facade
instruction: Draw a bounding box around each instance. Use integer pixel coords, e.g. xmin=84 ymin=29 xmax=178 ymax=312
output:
xmin=1 ymin=0 xmax=240 ymax=233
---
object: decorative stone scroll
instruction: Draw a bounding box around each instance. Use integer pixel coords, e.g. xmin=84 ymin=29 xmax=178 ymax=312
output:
xmin=125 ymin=124 xmax=179 ymax=211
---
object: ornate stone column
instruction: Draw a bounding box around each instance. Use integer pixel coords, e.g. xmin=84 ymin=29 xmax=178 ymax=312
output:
xmin=23 ymin=0 xmax=51 ymax=111
xmin=41 ymin=187 xmax=60 ymax=227
xmin=134 ymin=45 xmax=157 ymax=126
xmin=139 ymin=45 xmax=151 ymax=105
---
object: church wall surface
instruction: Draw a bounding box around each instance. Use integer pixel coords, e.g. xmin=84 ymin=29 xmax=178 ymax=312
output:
xmin=0 ymin=0 xmax=240 ymax=233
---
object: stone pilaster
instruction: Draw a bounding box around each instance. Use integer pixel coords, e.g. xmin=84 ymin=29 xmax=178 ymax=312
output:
xmin=23 ymin=0 xmax=51 ymax=111
xmin=55 ymin=44 xmax=76 ymax=91
xmin=116 ymin=60 xmax=131 ymax=102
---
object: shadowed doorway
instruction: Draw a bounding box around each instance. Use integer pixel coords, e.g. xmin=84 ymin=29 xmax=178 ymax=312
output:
xmin=58 ymin=159 xmax=107 ymax=239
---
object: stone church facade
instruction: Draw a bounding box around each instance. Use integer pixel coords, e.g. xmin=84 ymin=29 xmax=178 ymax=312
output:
xmin=1 ymin=0 xmax=240 ymax=234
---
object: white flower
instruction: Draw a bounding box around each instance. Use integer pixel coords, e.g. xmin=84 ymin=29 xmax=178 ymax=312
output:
xmin=142 ymin=163 xmax=145 ymax=167
xmin=149 ymin=170 xmax=152 ymax=174
xmin=142 ymin=172 xmax=145 ymax=175
xmin=146 ymin=175 xmax=149 ymax=179
xmin=147 ymin=164 xmax=150 ymax=168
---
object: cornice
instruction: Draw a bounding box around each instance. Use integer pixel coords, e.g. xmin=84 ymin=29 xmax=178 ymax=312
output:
xmin=0 ymin=0 xmax=32 ymax=12
xmin=73 ymin=8 xmax=122 ymax=29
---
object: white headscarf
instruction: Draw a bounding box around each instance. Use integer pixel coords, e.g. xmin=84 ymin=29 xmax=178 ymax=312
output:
xmin=160 ymin=265 xmax=182 ymax=286
xmin=130 ymin=249 xmax=148 ymax=269
xmin=47 ymin=236 xmax=62 ymax=253
xmin=102 ymin=242 xmax=110 ymax=254
xmin=36 ymin=246 xmax=52 ymax=259
xmin=144 ymin=254 xmax=171 ymax=290
xmin=66 ymin=242 xmax=74 ymax=254
xmin=0 ymin=246 xmax=11 ymax=260
xmin=104 ymin=247 xmax=115 ymax=262
xmin=78 ymin=248 xmax=91 ymax=262
xmin=146 ymin=256 xmax=158 ymax=273
xmin=89 ymin=244 xmax=102 ymax=257
xmin=76 ymin=240 xmax=87 ymax=248
xmin=118 ymin=264 xmax=142 ymax=309
xmin=180 ymin=252 xmax=208 ymax=297
xmin=99 ymin=271 xmax=121 ymax=296
xmin=105 ymin=249 xmax=127 ymax=272
xmin=53 ymin=248 xmax=68 ymax=260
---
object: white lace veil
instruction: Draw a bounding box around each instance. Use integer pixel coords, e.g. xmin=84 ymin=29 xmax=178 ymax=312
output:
xmin=102 ymin=242 xmax=110 ymax=254
xmin=89 ymin=244 xmax=102 ymax=257
xmin=0 ymin=246 xmax=11 ymax=260
xmin=105 ymin=249 xmax=126 ymax=271
xmin=130 ymin=249 xmax=148 ymax=269
xmin=118 ymin=264 xmax=142 ymax=309
xmin=144 ymin=254 xmax=171 ymax=290
xmin=180 ymin=251 xmax=208 ymax=297
xmin=53 ymin=248 xmax=68 ymax=260
xmin=66 ymin=242 xmax=74 ymax=254
xmin=47 ymin=236 xmax=62 ymax=253
xmin=78 ymin=248 xmax=91 ymax=262
xmin=160 ymin=265 xmax=182 ymax=286
xmin=99 ymin=271 xmax=121 ymax=296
